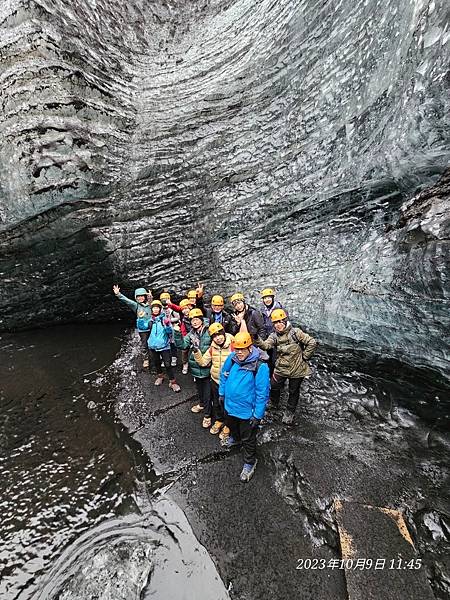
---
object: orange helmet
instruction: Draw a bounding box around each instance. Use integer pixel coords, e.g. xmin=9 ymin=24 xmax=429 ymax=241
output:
xmin=189 ymin=308 xmax=203 ymax=319
xmin=271 ymin=308 xmax=287 ymax=322
xmin=234 ymin=332 xmax=252 ymax=349
xmin=230 ymin=292 xmax=245 ymax=303
xmin=187 ymin=289 xmax=197 ymax=300
xmin=151 ymin=300 xmax=163 ymax=307
xmin=208 ymin=322 xmax=224 ymax=336
xmin=179 ymin=298 xmax=193 ymax=309
xmin=211 ymin=294 xmax=224 ymax=306
xmin=160 ymin=292 xmax=171 ymax=301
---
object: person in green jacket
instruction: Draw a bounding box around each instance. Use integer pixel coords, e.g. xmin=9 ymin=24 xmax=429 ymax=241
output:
xmin=255 ymin=308 xmax=317 ymax=425
xmin=173 ymin=308 xmax=212 ymax=427
xmin=113 ymin=284 xmax=152 ymax=367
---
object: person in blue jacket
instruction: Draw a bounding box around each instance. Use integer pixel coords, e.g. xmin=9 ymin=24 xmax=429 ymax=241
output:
xmin=147 ymin=300 xmax=181 ymax=392
xmin=113 ymin=284 xmax=152 ymax=367
xmin=219 ymin=331 xmax=270 ymax=482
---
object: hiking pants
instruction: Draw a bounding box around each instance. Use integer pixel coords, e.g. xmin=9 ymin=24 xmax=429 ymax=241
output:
xmin=210 ymin=379 xmax=225 ymax=422
xmin=225 ymin=414 xmax=257 ymax=465
xmin=194 ymin=376 xmax=211 ymax=415
xmin=150 ymin=349 xmax=174 ymax=380
xmin=271 ymin=374 xmax=304 ymax=413
xmin=138 ymin=331 xmax=150 ymax=361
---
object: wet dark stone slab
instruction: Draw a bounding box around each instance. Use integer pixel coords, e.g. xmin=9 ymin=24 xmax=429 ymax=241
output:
xmin=336 ymin=502 xmax=435 ymax=600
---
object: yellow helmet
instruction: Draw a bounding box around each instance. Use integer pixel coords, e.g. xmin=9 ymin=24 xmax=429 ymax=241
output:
xmin=271 ymin=308 xmax=287 ymax=322
xmin=230 ymin=292 xmax=245 ymax=303
xmin=151 ymin=300 xmax=163 ymax=307
xmin=208 ymin=322 xmax=224 ymax=336
xmin=211 ymin=294 xmax=224 ymax=306
xmin=189 ymin=308 xmax=203 ymax=319
xmin=261 ymin=288 xmax=275 ymax=298
xmin=234 ymin=332 xmax=252 ymax=348
xmin=187 ymin=289 xmax=197 ymax=299
xmin=180 ymin=298 xmax=193 ymax=308
xmin=160 ymin=292 xmax=171 ymax=301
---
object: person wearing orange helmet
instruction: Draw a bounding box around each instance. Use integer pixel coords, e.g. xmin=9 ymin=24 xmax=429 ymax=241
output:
xmin=193 ymin=322 xmax=234 ymax=437
xmin=173 ymin=308 xmax=212 ymax=422
xmin=218 ymin=331 xmax=270 ymax=482
xmin=166 ymin=297 xmax=195 ymax=374
xmin=229 ymin=292 xmax=267 ymax=341
xmin=255 ymin=308 xmax=317 ymax=425
xmin=205 ymin=294 xmax=233 ymax=333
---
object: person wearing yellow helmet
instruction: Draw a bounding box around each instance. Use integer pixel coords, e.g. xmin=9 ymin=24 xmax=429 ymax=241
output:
xmin=185 ymin=282 xmax=205 ymax=311
xmin=205 ymin=294 xmax=233 ymax=333
xmin=173 ymin=308 xmax=212 ymax=422
xmin=229 ymin=292 xmax=267 ymax=341
xmin=160 ymin=291 xmax=180 ymax=367
xmin=193 ymin=322 xmax=235 ymax=437
xmin=113 ymin=283 xmax=153 ymax=368
xmin=165 ymin=297 xmax=196 ymax=374
xmin=218 ymin=332 xmax=270 ymax=482
xmin=147 ymin=299 xmax=181 ymax=393
xmin=259 ymin=287 xmax=288 ymax=336
xmin=254 ymin=309 xmax=317 ymax=425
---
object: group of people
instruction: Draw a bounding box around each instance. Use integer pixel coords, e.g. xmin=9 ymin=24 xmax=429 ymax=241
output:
xmin=113 ymin=283 xmax=317 ymax=482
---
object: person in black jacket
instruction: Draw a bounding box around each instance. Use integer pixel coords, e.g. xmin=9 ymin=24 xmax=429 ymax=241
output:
xmin=229 ymin=292 xmax=268 ymax=340
xmin=206 ymin=294 xmax=234 ymax=333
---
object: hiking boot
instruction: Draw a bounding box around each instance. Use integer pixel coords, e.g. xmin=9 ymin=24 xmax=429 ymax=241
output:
xmin=191 ymin=403 xmax=204 ymax=413
xmin=240 ymin=460 xmax=258 ymax=482
xmin=142 ymin=359 xmax=149 ymax=368
xmin=171 ymin=356 xmax=177 ymax=367
xmin=154 ymin=375 xmax=164 ymax=386
xmin=169 ymin=380 xmax=181 ymax=393
xmin=182 ymin=364 xmax=189 ymax=375
xmin=281 ymin=411 xmax=295 ymax=425
xmin=218 ymin=425 xmax=230 ymax=441
xmin=209 ymin=420 xmax=223 ymax=435
xmin=220 ymin=435 xmax=240 ymax=449
xmin=202 ymin=417 xmax=212 ymax=429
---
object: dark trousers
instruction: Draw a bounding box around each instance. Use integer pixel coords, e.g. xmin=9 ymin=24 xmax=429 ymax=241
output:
xmin=225 ymin=414 xmax=257 ymax=465
xmin=170 ymin=342 xmax=178 ymax=359
xmin=150 ymin=349 xmax=174 ymax=380
xmin=271 ymin=373 xmax=304 ymax=412
xmin=138 ymin=331 xmax=150 ymax=360
xmin=210 ymin=379 xmax=225 ymax=422
xmin=267 ymin=348 xmax=277 ymax=376
xmin=195 ymin=377 xmax=211 ymax=415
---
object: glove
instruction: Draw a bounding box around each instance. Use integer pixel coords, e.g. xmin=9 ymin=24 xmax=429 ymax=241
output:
xmin=249 ymin=416 xmax=261 ymax=429
xmin=163 ymin=317 xmax=171 ymax=326
xmin=191 ymin=340 xmax=200 ymax=351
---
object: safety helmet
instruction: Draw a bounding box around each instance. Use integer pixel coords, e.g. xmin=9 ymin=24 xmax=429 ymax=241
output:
xmin=180 ymin=298 xmax=193 ymax=309
xmin=261 ymin=288 xmax=275 ymax=298
xmin=160 ymin=292 xmax=171 ymax=301
xmin=189 ymin=308 xmax=203 ymax=320
xmin=211 ymin=294 xmax=224 ymax=306
xmin=134 ymin=287 xmax=148 ymax=298
xmin=230 ymin=292 xmax=245 ymax=303
xmin=151 ymin=300 xmax=163 ymax=307
xmin=208 ymin=322 xmax=224 ymax=336
xmin=187 ymin=290 xmax=197 ymax=300
xmin=234 ymin=332 xmax=252 ymax=349
xmin=271 ymin=308 xmax=287 ymax=322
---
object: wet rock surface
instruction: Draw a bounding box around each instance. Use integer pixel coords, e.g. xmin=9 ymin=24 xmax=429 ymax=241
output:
xmin=0 ymin=0 xmax=449 ymax=377
xmin=116 ymin=333 xmax=449 ymax=600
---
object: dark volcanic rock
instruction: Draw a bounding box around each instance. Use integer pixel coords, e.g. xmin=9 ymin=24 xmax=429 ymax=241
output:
xmin=0 ymin=0 xmax=449 ymax=375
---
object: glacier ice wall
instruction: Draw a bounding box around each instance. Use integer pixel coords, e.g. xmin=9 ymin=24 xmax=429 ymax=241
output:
xmin=0 ymin=0 xmax=449 ymax=375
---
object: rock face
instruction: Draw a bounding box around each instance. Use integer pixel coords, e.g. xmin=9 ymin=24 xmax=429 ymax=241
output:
xmin=0 ymin=1 xmax=449 ymax=376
